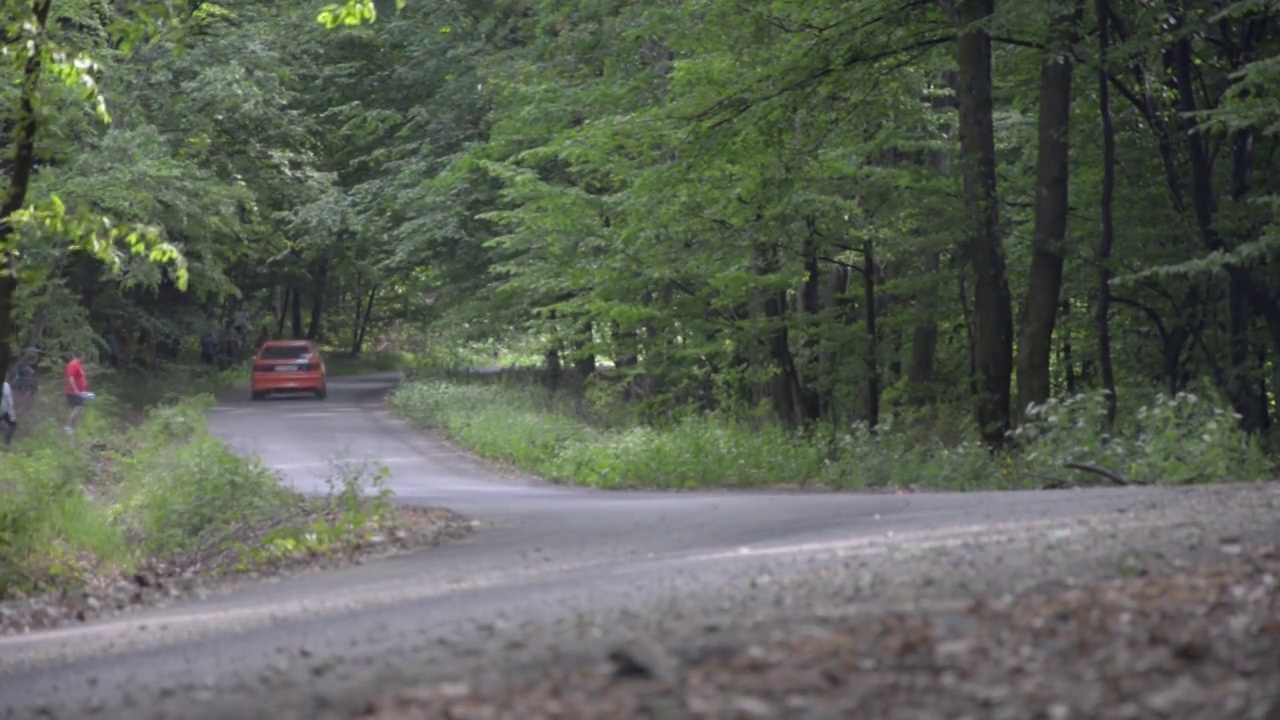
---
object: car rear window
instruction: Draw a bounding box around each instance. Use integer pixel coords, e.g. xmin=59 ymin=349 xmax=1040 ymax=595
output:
xmin=260 ymin=345 xmax=313 ymax=360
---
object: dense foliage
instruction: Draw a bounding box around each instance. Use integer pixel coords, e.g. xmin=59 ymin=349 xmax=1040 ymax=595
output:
xmin=4 ymin=1 xmax=1279 ymax=461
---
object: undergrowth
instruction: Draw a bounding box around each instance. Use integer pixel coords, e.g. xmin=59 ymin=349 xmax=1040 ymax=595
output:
xmin=321 ymin=350 xmax=416 ymax=377
xmin=0 ymin=389 xmax=393 ymax=599
xmin=390 ymin=377 xmax=1275 ymax=491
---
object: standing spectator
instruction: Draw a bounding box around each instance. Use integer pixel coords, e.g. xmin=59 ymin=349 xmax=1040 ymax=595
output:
xmin=63 ymin=351 xmax=90 ymax=435
xmin=1 ymin=377 xmax=16 ymax=446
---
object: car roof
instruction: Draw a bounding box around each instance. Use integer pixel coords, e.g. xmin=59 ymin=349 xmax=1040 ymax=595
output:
xmin=261 ymin=340 xmax=314 ymax=347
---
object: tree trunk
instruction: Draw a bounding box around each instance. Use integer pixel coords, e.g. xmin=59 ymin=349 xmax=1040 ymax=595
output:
xmin=276 ymin=286 xmax=290 ymax=338
xmin=544 ymin=346 xmax=562 ymax=391
xmin=957 ymin=261 xmax=978 ymax=398
xmin=306 ymin=258 xmax=329 ymax=341
xmin=290 ymin=287 xmax=304 ymax=339
xmin=797 ymin=230 xmax=823 ymax=421
xmin=349 ymin=277 xmax=363 ymax=353
xmin=306 ymin=288 xmax=325 ymax=341
xmin=753 ymin=243 xmax=802 ymax=428
xmin=863 ymin=241 xmax=881 ymax=430
xmin=955 ymin=0 xmax=1013 ymax=444
xmin=1095 ymin=0 xmax=1118 ymax=430
xmin=352 ymin=285 xmax=377 ymax=354
xmin=1060 ymin=299 xmax=1076 ymax=396
xmin=1015 ymin=0 xmax=1082 ymax=421
xmin=572 ymin=320 xmax=596 ymax=377
xmin=0 ymin=0 xmax=54 ymax=377
xmin=1171 ymin=30 xmax=1267 ymax=431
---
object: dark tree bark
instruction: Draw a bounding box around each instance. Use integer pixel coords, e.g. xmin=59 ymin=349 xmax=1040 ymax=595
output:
xmin=954 ymin=0 xmax=1013 ymax=444
xmin=276 ymin=286 xmax=290 ymax=339
xmin=290 ymin=287 xmax=304 ymax=339
xmin=0 ymin=0 xmax=54 ymax=377
xmin=572 ymin=320 xmax=596 ymax=377
xmin=351 ymin=285 xmax=377 ymax=354
xmin=797 ymin=228 xmax=823 ymax=421
xmin=863 ymin=241 xmax=881 ymax=430
xmin=348 ymin=277 xmax=362 ymax=353
xmin=1170 ymin=25 xmax=1269 ymax=431
xmin=1060 ymin=299 xmax=1076 ymax=396
xmin=1016 ymin=0 xmax=1082 ymax=421
xmin=544 ymin=346 xmax=562 ymax=391
xmin=751 ymin=243 xmax=803 ymax=428
xmin=306 ymin=258 xmax=329 ymax=341
xmin=1095 ymin=0 xmax=1118 ymax=430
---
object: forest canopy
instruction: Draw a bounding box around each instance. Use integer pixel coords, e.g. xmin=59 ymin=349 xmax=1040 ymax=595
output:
xmin=3 ymin=0 xmax=1279 ymax=453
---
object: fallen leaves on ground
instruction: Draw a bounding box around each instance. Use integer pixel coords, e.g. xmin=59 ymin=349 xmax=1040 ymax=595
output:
xmin=360 ymin=545 xmax=1280 ymax=720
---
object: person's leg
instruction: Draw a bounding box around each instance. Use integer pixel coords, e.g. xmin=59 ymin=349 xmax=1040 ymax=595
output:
xmin=2 ymin=416 xmax=15 ymax=445
xmin=65 ymin=393 xmax=84 ymax=433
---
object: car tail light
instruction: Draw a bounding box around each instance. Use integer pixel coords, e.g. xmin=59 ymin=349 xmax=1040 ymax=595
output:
xmin=253 ymin=363 xmax=270 ymax=372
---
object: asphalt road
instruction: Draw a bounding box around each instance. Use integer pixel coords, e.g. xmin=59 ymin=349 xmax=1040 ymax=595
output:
xmin=1 ymin=373 xmax=1276 ymax=719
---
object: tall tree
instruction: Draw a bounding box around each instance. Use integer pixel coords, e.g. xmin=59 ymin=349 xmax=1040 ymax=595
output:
xmin=1094 ymin=0 xmax=1117 ymax=430
xmin=1015 ymin=0 xmax=1084 ymax=420
xmin=950 ymin=0 xmax=1013 ymax=444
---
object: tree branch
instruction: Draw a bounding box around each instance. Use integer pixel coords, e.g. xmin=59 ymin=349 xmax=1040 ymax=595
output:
xmin=1063 ymin=462 xmax=1139 ymax=485
xmin=1111 ymin=295 xmax=1170 ymax=346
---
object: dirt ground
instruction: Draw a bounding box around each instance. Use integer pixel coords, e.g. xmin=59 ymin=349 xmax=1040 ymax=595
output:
xmin=358 ymin=543 xmax=1280 ymax=720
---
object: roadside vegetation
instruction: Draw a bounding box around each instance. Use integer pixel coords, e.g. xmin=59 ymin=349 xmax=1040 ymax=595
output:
xmin=0 ymin=366 xmax=427 ymax=604
xmin=391 ymin=363 xmax=1274 ymax=491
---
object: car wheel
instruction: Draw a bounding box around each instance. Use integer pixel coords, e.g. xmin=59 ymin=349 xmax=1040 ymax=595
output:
xmin=251 ymin=391 xmax=266 ymax=401
xmin=314 ymin=386 xmax=327 ymax=400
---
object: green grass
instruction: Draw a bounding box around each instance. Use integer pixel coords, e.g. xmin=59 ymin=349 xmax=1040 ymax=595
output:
xmin=0 ymin=379 xmax=393 ymax=599
xmin=389 ymin=377 xmax=1276 ymax=491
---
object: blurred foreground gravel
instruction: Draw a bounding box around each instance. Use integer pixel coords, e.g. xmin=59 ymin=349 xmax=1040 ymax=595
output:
xmin=80 ymin=482 xmax=1276 ymax=720
xmin=360 ymin=543 xmax=1279 ymax=720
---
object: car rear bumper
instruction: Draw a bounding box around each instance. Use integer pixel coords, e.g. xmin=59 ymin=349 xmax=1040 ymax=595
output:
xmin=252 ymin=371 xmax=325 ymax=392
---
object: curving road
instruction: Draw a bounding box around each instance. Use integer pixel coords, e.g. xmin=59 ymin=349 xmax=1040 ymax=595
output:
xmin=1 ymin=373 xmax=1277 ymax=719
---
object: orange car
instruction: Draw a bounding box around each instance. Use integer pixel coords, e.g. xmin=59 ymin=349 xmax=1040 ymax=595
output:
xmin=250 ymin=340 xmax=328 ymax=400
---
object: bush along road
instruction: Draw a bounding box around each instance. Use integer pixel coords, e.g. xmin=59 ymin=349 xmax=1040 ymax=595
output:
xmin=388 ymin=371 xmax=1274 ymax=491
xmin=0 ymin=372 xmax=1276 ymax=720
xmin=0 ymin=369 xmax=473 ymax=637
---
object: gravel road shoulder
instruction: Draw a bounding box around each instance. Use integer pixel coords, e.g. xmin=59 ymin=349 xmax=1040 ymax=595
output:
xmin=363 ymin=544 xmax=1279 ymax=720
xmin=354 ymin=484 xmax=1280 ymax=720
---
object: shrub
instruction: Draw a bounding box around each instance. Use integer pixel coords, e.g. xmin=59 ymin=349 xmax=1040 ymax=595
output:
xmin=390 ymin=377 xmax=1276 ymax=491
xmin=2 ymin=381 xmax=409 ymax=599
xmin=1012 ymin=389 xmax=1272 ymax=485
xmin=110 ymin=396 xmax=294 ymax=557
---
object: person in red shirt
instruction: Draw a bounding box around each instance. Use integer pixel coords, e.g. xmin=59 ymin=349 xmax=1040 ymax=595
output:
xmin=64 ymin=351 xmax=89 ymax=435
